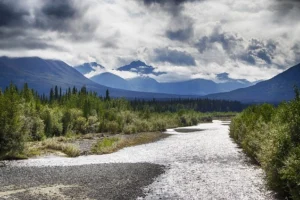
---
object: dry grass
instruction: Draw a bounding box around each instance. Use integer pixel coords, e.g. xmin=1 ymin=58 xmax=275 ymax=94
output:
xmin=91 ymin=132 xmax=166 ymax=154
xmin=24 ymin=132 xmax=166 ymax=158
xmin=24 ymin=138 xmax=80 ymax=158
xmin=42 ymin=139 xmax=80 ymax=157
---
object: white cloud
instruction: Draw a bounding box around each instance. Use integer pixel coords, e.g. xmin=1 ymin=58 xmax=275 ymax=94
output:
xmin=0 ymin=0 xmax=300 ymax=82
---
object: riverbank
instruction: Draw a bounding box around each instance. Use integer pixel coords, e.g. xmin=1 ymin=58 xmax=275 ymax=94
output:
xmin=23 ymin=131 xmax=169 ymax=159
xmin=0 ymin=163 xmax=164 ymax=199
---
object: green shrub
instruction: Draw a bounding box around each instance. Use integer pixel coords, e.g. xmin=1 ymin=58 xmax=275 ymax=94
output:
xmin=123 ymin=125 xmax=137 ymax=135
xmin=106 ymin=121 xmax=119 ymax=134
xmin=74 ymin=116 xmax=87 ymax=134
xmin=86 ymin=116 xmax=99 ymax=133
xmin=152 ymin=121 xmax=166 ymax=132
xmin=92 ymin=137 xmax=119 ymax=154
xmin=230 ymin=96 xmax=300 ymax=199
xmin=134 ymin=120 xmax=150 ymax=132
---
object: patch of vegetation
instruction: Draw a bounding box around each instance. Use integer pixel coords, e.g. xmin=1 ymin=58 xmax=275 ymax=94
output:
xmin=91 ymin=132 xmax=165 ymax=154
xmin=42 ymin=139 xmax=80 ymax=157
xmin=91 ymin=137 xmax=120 ymax=154
xmin=230 ymin=87 xmax=300 ymax=200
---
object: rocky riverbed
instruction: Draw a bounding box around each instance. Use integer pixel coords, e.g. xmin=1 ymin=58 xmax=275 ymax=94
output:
xmin=1 ymin=121 xmax=276 ymax=199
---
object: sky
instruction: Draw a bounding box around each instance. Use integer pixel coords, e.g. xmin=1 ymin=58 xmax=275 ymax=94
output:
xmin=0 ymin=0 xmax=300 ymax=82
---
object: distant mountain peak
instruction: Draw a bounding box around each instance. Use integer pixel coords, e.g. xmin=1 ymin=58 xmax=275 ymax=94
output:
xmin=86 ymin=62 xmax=105 ymax=69
xmin=217 ymin=72 xmax=230 ymax=81
xmin=117 ymin=60 xmax=166 ymax=76
xmin=74 ymin=62 xmax=105 ymax=75
xmin=130 ymin=60 xmax=146 ymax=65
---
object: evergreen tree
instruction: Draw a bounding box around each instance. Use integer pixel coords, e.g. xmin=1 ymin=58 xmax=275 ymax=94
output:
xmin=72 ymin=86 xmax=77 ymax=95
xmin=59 ymin=87 xmax=62 ymax=99
xmin=0 ymin=83 xmax=24 ymax=159
xmin=80 ymin=85 xmax=87 ymax=95
xmin=50 ymin=88 xmax=54 ymax=102
xmin=54 ymin=86 xmax=59 ymax=100
xmin=105 ymin=89 xmax=110 ymax=101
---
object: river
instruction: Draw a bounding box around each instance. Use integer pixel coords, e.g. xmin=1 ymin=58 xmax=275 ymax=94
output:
xmin=4 ymin=120 xmax=276 ymax=199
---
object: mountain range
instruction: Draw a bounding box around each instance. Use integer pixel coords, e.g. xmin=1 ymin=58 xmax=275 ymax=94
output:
xmin=76 ymin=61 xmax=254 ymax=95
xmin=1 ymin=56 xmax=299 ymax=103
xmin=0 ymin=57 xmax=190 ymax=99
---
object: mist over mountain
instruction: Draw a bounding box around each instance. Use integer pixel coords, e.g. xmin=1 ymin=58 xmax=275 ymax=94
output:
xmin=74 ymin=62 xmax=105 ymax=74
xmin=117 ymin=60 xmax=166 ymax=76
xmin=78 ymin=61 xmax=253 ymax=95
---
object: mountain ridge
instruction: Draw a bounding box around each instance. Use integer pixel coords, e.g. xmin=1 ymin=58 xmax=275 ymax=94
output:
xmin=205 ymin=63 xmax=300 ymax=103
xmin=0 ymin=56 xmax=197 ymax=99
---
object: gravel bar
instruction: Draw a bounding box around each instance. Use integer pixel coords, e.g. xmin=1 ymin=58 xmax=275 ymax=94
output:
xmin=0 ymin=163 xmax=164 ymax=200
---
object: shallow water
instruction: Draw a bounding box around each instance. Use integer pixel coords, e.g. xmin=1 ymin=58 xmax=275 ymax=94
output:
xmin=8 ymin=120 xmax=275 ymax=199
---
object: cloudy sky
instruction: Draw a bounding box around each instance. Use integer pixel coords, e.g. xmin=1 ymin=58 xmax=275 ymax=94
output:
xmin=0 ymin=0 xmax=300 ymax=82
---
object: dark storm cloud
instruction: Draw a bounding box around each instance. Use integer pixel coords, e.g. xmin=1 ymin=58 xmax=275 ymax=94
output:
xmin=195 ymin=29 xmax=243 ymax=54
xmin=166 ymin=16 xmax=194 ymax=41
xmin=141 ymin=0 xmax=198 ymax=15
xmin=242 ymin=39 xmax=277 ymax=65
xmin=0 ymin=37 xmax=64 ymax=51
xmin=154 ymin=48 xmax=196 ymax=66
xmin=239 ymin=54 xmax=256 ymax=65
xmin=195 ymin=28 xmax=278 ymax=66
xmin=140 ymin=0 xmax=197 ymax=42
xmin=166 ymin=25 xmax=193 ymax=41
xmin=0 ymin=0 xmax=29 ymax=27
xmin=292 ymin=43 xmax=300 ymax=63
xmin=42 ymin=0 xmax=77 ymax=19
xmin=271 ymin=0 xmax=300 ymax=21
xmin=35 ymin=0 xmax=80 ymax=31
xmin=143 ymin=0 xmax=195 ymax=5
xmin=0 ymin=0 xmax=80 ymax=31
xmin=0 ymin=0 xmax=98 ymax=52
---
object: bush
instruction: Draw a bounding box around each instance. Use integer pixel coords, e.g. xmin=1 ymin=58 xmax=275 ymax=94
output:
xmin=152 ymin=121 xmax=166 ymax=132
xmin=86 ymin=116 xmax=99 ymax=133
xmin=74 ymin=116 xmax=87 ymax=134
xmin=91 ymin=137 xmax=119 ymax=154
xmin=106 ymin=121 xmax=119 ymax=134
xmin=134 ymin=120 xmax=150 ymax=132
xmin=123 ymin=125 xmax=137 ymax=135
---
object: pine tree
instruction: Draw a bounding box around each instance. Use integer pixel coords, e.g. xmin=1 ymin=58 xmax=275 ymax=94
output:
xmin=72 ymin=86 xmax=77 ymax=95
xmin=59 ymin=87 xmax=62 ymax=99
xmin=80 ymin=85 xmax=87 ymax=95
xmin=0 ymin=83 xmax=24 ymax=159
xmin=54 ymin=86 xmax=58 ymax=100
xmin=50 ymin=88 xmax=54 ymax=102
xmin=105 ymin=89 xmax=110 ymax=101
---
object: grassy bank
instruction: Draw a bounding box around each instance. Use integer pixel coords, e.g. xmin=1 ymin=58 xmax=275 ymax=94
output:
xmin=91 ymin=132 xmax=167 ymax=154
xmin=230 ymin=89 xmax=300 ymax=200
xmin=23 ymin=132 xmax=167 ymax=158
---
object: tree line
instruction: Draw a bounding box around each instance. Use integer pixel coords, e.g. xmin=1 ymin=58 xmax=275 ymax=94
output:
xmin=0 ymin=83 xmax=237 ymax=160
